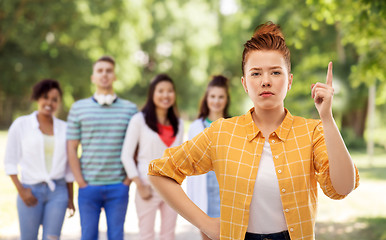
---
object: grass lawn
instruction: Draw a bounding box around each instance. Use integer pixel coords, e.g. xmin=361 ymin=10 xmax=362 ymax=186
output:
xmin=315 ymin=150 xmax=386 ymax=240
xmin=0 ymin=130 xmax=386 ymax=239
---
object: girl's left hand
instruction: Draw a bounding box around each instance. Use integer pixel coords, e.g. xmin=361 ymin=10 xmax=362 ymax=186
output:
xmin=67 ymin=200 xmax=76 ymax=218
xmin=311 ymin=61 xmax=334 ymax=119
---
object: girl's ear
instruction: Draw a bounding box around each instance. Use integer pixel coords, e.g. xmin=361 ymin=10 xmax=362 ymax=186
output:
xmin=288 ymin=73 xmax=293 ymax=91
xmin=241 ymin=76 xmax=248 ymax=93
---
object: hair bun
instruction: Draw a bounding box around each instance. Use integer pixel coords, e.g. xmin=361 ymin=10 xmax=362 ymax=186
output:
xmin=253 ymin=21 xmax=284 ymax=40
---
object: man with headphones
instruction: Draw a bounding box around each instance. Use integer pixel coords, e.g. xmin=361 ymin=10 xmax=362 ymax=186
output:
xmin=67 ymin=56 xmax=137 ymax=240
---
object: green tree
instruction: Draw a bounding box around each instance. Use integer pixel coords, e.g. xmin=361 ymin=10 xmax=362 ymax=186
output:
xmin=1 ymin=0 xmax=384 ymax=146
xmin=0 ymin=0 xmax=96 ymax=126
xmin=306 ymin=0 xmax=386 ymax=141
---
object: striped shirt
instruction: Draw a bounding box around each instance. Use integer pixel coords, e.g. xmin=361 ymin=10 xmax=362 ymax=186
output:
xmin=149 ymin=108 xmax=359 ymax=240
xmin=67 ymin=97 xmax=137 ymax=185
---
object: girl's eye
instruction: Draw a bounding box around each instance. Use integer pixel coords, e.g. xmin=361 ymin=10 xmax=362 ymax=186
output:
xmin=273 ymin=71 xmax=281 ymax=75
xmin=251 ymin=72 xmax=260 ymax=76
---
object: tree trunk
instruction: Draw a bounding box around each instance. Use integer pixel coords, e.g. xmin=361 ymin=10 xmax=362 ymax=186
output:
xmin=341 ymin=98 xmax=368 ymax=138
xmin=366 ymin=84 xmax=376 ymax=165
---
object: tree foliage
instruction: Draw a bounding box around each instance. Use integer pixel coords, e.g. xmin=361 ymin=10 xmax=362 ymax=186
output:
xmin=0 ymin=0 xmax=385 ymax=145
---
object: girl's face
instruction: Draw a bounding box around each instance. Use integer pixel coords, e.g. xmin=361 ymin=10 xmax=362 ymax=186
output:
xmin=153 ymin=81 xmax=176 ymax=111
xmin=241 ymin=50 xmax=293 ymax=111
xmin=37 ymin=88 xmax=61 ymax=117
xmin=207 ymin=86 xmax=227 ymax=116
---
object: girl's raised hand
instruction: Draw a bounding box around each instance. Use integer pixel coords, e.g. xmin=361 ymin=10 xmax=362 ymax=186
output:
xmin=311 ymin=61 xmax=334 ymax=119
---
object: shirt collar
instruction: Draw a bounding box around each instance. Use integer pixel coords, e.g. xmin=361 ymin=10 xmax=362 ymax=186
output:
xmin=31 ymin=111 xmax=40 ymax=129
xmin=245 ymin=107 xmax=294 ymax=142
xmin=30 ymin=111 xmax=59 ymax=132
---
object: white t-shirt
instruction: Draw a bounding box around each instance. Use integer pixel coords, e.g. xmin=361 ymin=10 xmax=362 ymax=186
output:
xmin=247 ymin=140 xmax=287 ymax=233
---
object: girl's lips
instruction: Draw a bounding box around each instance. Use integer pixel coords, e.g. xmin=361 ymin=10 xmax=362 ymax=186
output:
xmin=260 ymin=92 xmax=274 ymax=97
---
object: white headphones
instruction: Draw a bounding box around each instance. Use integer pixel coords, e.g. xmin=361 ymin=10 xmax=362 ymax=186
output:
xmin=94 ymin=93 xmax=117 ymax=106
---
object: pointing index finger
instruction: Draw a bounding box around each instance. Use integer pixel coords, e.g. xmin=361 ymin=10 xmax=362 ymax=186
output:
xmin=326 ymin=61 xmax=333 ymax=87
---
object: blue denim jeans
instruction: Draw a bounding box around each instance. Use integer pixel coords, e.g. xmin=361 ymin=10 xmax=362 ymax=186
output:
xmin=206 ymin=171 xmax=221 ymax=218
xmin=245 ymin=231 xmax=291 ymax=240
xmin=17 ymin=179 xmax=68 ymax=240
xmin=78 ymin=183 xmax=129 ymax=240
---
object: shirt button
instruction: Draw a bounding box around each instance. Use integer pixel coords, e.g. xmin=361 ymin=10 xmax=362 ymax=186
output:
xmin=281 ymin=188 xmax=286 ymax=193
xmin=290 ymin=228 xmax=294 ymax=232
xmin=275 ymin=155 xmax=278 ymax=159
xmin=285 ymin=209 xmax=289 ymax=212
xmin=271 ymin=140 xmax=275 ymax=143
xmin=277 ymin=170 xmax=282 ymax=174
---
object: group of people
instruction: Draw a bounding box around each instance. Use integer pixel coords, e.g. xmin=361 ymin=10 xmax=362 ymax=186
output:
xmin=4 ymin=21 xmax=359 ymax=240
xmin=4 ymin=55 xmax=228 ymax=239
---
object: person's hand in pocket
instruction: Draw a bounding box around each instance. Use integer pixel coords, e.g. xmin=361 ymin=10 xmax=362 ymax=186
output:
xmin=20 ymin=187 xmax=38 ymax=206
xmin=123 ymin=177 xmax=132 ymax=186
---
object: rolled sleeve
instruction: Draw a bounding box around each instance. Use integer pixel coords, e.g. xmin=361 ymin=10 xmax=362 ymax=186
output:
xmin=148 ymin=126 xmax=214 ymax=185
xmin=4 ymin=120 xmax=22 ymax=175
xmin=313 ymin=121 xmax=360 ymax=200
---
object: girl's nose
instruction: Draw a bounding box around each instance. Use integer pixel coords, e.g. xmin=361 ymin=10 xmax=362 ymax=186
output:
xmin=261 ymin=76 xmax=271 ymax=87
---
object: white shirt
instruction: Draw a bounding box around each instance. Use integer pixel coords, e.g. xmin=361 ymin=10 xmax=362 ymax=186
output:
xmin=247 ymin=140 xmax=287 ymax=233
xmin=4 ymin=112 xmax=74 ymax=191
xmin=186 ymin=118 xmax=209 ymax=213
xmin=121 ymin=112 xmax=184 ymax=185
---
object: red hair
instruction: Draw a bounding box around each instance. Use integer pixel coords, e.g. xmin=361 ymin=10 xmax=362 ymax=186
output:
xmin=241 ymin=21 xmax=291 ymax=75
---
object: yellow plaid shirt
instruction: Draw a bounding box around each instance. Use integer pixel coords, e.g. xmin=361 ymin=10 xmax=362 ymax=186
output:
xmin=148 ymin=108 xmax=360 ymax=240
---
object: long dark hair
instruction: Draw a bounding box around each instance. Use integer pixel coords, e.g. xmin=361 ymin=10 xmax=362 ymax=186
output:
xmin=198 ymin=75 xmax=231 ymax=119
xmin=142 ymin=74 xmax=179 ymax=136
